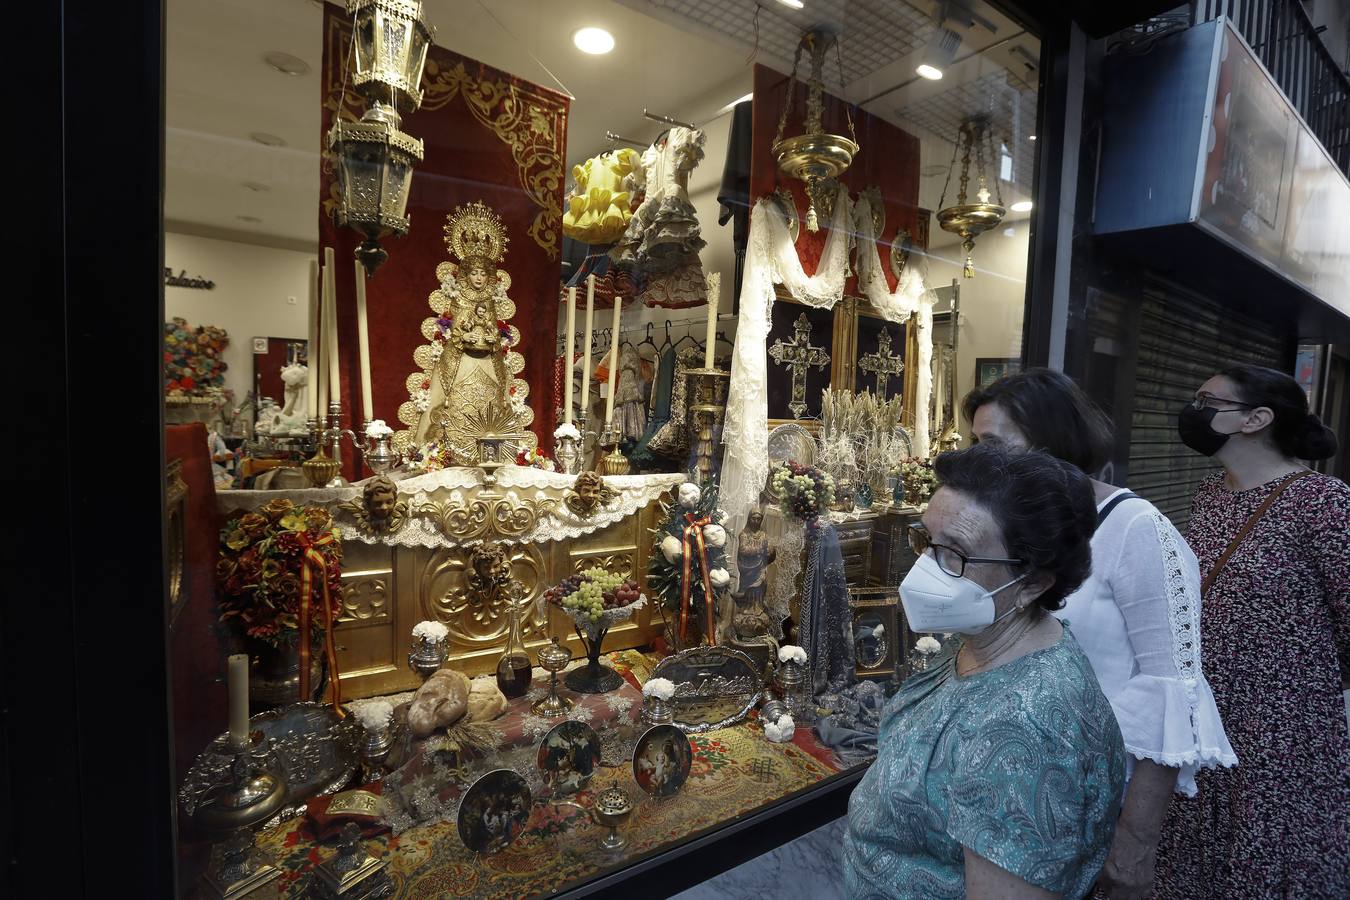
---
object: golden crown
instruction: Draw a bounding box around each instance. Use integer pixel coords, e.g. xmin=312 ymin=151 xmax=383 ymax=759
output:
xmin=443 ymin=200 xmax=508 ymax=266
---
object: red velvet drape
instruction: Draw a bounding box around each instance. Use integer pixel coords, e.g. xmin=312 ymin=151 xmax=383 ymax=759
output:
xmin=750 ymin=63 xmax=922 ymax=291
xmin=319 ymin=4 xmax=569 ymax=476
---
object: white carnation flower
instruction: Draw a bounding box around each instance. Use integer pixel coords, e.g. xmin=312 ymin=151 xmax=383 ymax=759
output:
xmin=764 ymin=713 xmax=795 ymax=742
xmin=353 ymin=699 xmax=392 ymax=732
xmin=778 ymin=645 xmax=807 ymax=665
xmin=660 ymin=535 xmax=684 ymax=563
xmin=678 ymin=482 xmax=702 ymax=509
xmin=365 ymin=419 xmax=393 ymax=438
xmin=709 ymin=567 xmax=731 ymax=589
xmin=553 ymin=422 xmax=580 ymax=440
xmin=642 ymin=678 xmax=676 ymax=701
xmin=702 ymin=524 xmax=727 ymax=548
xmin=412 ymin=620 xmax=449 ymax=642
xmin=916 ymin=635 xmax=941 ymax=654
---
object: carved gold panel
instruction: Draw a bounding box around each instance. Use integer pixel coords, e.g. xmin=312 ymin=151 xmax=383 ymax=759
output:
xmin=331 ymin=542 xmax=412 ymax=699
xmin=419 ymin=542 xmax=549 ymax=650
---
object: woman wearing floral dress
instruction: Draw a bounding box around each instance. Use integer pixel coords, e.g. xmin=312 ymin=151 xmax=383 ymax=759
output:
xmin=1154 ymin=364 xmax=1348 ymax=899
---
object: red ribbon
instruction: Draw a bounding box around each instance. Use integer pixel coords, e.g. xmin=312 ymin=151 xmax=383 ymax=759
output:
xmin=298 ymin=532 xmax=344 ymax=717
xmin=679 ymin=513 xmax=717 ymax=646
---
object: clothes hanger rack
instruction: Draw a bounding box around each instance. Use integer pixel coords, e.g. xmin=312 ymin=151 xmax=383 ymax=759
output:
xmin=605 ymin=130 xmax=646 ymax=148
xmin=643 ymin=109 xmax=695 ymax=130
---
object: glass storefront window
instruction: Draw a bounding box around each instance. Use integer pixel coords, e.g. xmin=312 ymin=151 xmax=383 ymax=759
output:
xmin=163 ymin=1 xmax=1042 ymax=894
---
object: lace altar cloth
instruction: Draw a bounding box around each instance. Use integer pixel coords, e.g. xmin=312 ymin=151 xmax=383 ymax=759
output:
xmin=217 ymin=466 xmax=683 ymax=548
xmin=376 ymin=670 xmax=644 ymax=834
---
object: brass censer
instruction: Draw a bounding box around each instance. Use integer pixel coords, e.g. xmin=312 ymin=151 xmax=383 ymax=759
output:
xmin=771 ymin=30 xmax=858 ymax=232
xmin=936 ymin=115 xmax=1006 ymax=277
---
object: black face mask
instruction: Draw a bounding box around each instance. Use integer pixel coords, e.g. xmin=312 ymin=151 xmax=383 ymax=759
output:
xmin=1177 ymin=405 xmax=1240 ymax=456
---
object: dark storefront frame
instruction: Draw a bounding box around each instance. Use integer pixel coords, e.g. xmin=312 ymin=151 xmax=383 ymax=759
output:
xmin=15 ymin=1 xmax=1186 ymax=895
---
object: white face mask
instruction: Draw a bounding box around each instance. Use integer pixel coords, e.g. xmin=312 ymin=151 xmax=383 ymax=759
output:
xmin=900 ymin=553 xmax=1027 ymax=635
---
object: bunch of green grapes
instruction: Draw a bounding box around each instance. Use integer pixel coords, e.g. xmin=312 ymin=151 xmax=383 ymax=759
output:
xmin=546 ymin=567 xmax=640 ymax=624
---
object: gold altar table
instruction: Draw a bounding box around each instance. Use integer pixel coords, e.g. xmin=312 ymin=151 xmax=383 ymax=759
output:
xmin=218 ymin=466 xmax=683 ymax=699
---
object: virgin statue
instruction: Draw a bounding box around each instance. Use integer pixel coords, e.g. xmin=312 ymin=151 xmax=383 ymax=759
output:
xmin=732 ymin=509 xmax=776 ymax=639
xmin=394 ymin=200 xmax=536 ymax=466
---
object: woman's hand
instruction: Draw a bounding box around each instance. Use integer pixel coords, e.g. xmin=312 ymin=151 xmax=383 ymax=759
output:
xmin=1098 ymin=819 xmax=1158 ymax=900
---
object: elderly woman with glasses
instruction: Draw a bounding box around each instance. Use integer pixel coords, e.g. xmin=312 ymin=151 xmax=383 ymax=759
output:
xmin=844 ymin=443 xmax=1125 ymax=900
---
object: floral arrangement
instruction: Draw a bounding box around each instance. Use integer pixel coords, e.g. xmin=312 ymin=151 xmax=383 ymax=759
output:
xmin=648 ymin=482 xmax=731 ymax=645
xmin=164 ymin=317 xmax=229 ymax=396
xmin=408 ymin=439 xmax=459 ymax=473
xmin=769 ymin=461 xmax=835 ymax=523
xmin=900 ymin=458 xmax=939 ymax=504
xmin=915 ymin=635 xmax=942 ymax=655
xmin=642 ymin=678 xmax=676 ymax=701
xmin=553 ymin=422 xmax=581 ymax=441
xmin=515 ymin=447 xmax=559 ymax=471
xmin=366 ymin=419 xmax=394 ymax=439
xmin=412 ymin=620 xmax=449 ymax=643
xmin=353 ymin=699 xmax=393 ymax=732
xmin=778 ymin=645 xmax=807 ymax=666
xmin=763 ymin=712 xmax=795 ymax=742
xmin=217 ymin=498 xmax=343 ymax=647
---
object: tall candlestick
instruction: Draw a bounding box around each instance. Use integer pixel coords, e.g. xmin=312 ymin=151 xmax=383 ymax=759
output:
xmin=580 ymin=275 xmax=595 ymax=418
xmin=354 ymin=259 xmax=373 ymax=423
xmin=704 ymin=271 xmax=720 ymax=369
xmin=227 ymin=653 xmax=250 ymax=746
xmin=605 ymin=297 xmax=622 ymax=427
xmin=563 ymin=286 xmax=576 ymax=425
xmin=323 ymin=247 xmax=340 ymax=406
xmin=307 ymin=259 xmax=320 ymax=418
xmin=316 ymin=262 xmax=328 ymax=416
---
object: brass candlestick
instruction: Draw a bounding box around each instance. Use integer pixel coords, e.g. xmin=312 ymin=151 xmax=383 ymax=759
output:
xmin=598 ymin=424 xmax=629 ymax=475
xmin=687 ymin=367 xmax=730 ymax=486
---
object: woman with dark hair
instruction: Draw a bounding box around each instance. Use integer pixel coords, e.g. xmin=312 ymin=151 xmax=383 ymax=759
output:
xmin=1153 ymin=364 xmax=1348 ymax=900
xmin=845 ymin=443 xmax=1125 ymax=899
xmin=964 ymin=369 xmax=1234 ymax=900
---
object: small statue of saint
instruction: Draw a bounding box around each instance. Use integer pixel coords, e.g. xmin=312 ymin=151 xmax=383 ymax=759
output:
xmin=732 ymin=509 xmax=777 ymax=640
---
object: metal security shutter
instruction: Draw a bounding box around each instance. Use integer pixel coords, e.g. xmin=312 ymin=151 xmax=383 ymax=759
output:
xmin=1128 ymin=283 xmax=1285 ymax=530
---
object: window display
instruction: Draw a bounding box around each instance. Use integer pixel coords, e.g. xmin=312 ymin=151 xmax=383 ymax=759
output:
xmin=164 ymin=0 xmax=1041 ymax=894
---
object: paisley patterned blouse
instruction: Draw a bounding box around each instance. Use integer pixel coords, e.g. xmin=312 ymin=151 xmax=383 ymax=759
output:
xmin=844 ymin=628 xmax=1125 ymax=899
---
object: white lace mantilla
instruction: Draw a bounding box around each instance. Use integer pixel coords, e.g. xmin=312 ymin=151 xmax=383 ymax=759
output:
xmin=217 ymin=467 xmax=683 ymax=548
xmin=720 ymin=184 xmax=936 ymax=542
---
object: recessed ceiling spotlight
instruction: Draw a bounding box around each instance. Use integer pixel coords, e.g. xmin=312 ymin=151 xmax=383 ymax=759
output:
xmin=1028 ymin=134 xmax=1037 ymax=141
xmin=250 ymin=132 xmax=286 ymax=147
xmin=1010 ymin=200 xmax=1033 ymax=212
xmin=573 ymin=27 xmax=615 ymax=55
xmin=242 ymin=181 xmax=270 ymax=193
xmin=776 ymin=0 xmax=806 ymax=9
xmin=236 ymin=215 xmax=263 ymax=223
xmin=915 ymin=26 xmax=961 ymax=80
xmin=262 ymin=51 xmax=310 ymax=76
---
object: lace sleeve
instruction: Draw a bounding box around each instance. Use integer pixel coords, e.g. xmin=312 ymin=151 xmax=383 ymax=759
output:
xmin=1106 ymin=509 xmax=1237 ymax=794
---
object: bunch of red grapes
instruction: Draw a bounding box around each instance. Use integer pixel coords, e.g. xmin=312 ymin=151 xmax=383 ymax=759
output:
xmin=543 ymin=567 xmax=641 ymax=623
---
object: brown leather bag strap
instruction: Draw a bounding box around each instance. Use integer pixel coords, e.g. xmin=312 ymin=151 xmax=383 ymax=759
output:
xmin=1201 ymin=471 xmax=1313 ymax=597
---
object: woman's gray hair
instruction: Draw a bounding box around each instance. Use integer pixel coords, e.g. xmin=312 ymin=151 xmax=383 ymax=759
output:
xmin=933 ymin=443 xmax=1098 ymax=611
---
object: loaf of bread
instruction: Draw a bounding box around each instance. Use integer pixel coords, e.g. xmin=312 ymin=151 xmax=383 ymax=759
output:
xmin=406 ymin=667 xmax=471 ymax=738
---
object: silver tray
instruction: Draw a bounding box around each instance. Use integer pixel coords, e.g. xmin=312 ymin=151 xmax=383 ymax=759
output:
xmin=650 ymin=646 xmax=763 ymax=734
xmin=180 ymin=701 xmax=363 ymax=827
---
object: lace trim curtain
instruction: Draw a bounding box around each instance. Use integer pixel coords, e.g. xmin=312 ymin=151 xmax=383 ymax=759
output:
xmin=721 ymin=184 xmax=937 ymax=547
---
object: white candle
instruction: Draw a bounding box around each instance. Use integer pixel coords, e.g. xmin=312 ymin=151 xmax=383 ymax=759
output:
xmin=580 ymin=275 xmax=595 ymax=418
xmin=316 ymin=262 xmax=328 ymax=416
xmin=323 ymin=247 xmax=340 ymax=407
xmin=605 ymin=297 xmax=622 ymax=427
xmin=354 ymin=259 xmax=373 ymax=423
xmin=704 ymin=271 xmax=720 ymax=369
xmin=563 ymin=286 xmax=576 ymax=425
xmin=227 ymin=653 xmax=250 ymax=747
xmin=307 ymin=259 xmax=320 ymax=419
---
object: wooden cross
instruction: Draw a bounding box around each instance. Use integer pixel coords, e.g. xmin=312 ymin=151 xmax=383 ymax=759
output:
xmin=769 ymin=313 xmax=830 ymax=418
xmin=858 ymin=327 xmax=905 ymax=400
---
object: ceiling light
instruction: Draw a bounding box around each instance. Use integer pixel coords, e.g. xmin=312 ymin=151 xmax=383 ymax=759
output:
xmin=776 ymin=0 xmax=806 ymax=8
xmin=1010 ymin=200 xmax=1033 ymax=212
xmin=242 ymin=181 xmax=270 ymax=192
xmin=573 ymin=27 xmax=615 ymax=55
xmin=262 ymin=50 xmax=310 ymax=76
xmin=236 ymin=215 xmax=262 ymax=223
xmin=250 ymin=132 xmax=286 ymax=147
xmin=1028 ymin=134 xmax=1037 ymax=141
xmin=915 ymin=26 xmax=961 ymax=80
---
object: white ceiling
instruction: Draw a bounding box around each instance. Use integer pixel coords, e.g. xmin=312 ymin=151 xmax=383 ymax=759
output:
xmin=165 ymin=0 xmax=1039 ymax=249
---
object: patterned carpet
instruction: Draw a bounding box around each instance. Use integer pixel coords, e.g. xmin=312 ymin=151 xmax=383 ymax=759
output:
xmin=255 ymin=651 xmax=842 ymax=898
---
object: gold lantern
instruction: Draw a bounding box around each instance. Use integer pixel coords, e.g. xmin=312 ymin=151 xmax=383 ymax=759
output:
xmin=328 ymin=0 xmax=435 ymax=274
xmin=771 ymin=30 xmax=859 ymax=232
xmin=936 ymin=115 xmax=1006 ymax=277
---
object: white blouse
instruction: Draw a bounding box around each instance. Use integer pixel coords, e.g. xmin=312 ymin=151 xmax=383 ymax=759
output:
xmin=1053 ymin=489 xmax=1237 ymax=796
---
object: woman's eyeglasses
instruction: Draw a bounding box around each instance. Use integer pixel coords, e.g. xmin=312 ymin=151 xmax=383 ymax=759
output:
xmin=907 ymin=524 xmax=1023 ymax=579
xmin=1188 ymin=394 xmax=1253 ymax=412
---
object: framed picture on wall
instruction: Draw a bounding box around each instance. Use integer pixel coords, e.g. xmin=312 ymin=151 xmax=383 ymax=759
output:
xmin=975 ymin=358 xmax=1022 ymax=388
xmin=251 ymin=336 xmax=269 ymax=353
